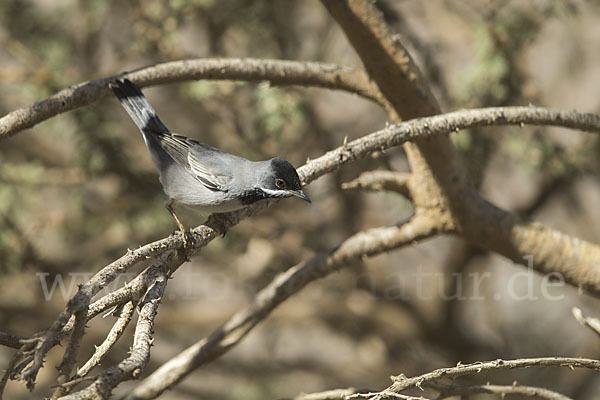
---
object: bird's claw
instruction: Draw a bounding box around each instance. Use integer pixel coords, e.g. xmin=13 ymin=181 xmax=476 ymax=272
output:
xmin=174 ymin=228 xmax=195 ymax=262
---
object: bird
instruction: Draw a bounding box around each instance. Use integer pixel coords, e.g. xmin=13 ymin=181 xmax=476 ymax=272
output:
xmin=109 ymin=79 xmax=310 ymax=242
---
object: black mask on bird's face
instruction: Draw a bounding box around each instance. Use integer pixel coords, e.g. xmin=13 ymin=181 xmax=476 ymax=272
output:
xmin=257 ymin=158 xmax=311 ymax=202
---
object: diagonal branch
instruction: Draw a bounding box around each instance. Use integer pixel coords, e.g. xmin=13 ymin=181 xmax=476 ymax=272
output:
xmin=61 ymin=267 xmax=169 ymax=400
xmin=0 ymin=58 xmax=383 ymax=140
xmin=74 ymin=300 xmax=138 ymax=379
xmin=572 ymin=307 xmax=600 ymax=337
xmin=52 ymin=307 xmax=89 ymax=398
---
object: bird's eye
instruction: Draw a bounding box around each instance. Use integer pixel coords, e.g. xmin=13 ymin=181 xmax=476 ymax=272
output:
xmin=275 ymin=178 xmax=286 ymax=189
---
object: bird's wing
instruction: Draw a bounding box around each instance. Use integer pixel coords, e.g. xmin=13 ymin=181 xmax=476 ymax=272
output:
xmin=157 ymin=133 xmax=233 ymax=192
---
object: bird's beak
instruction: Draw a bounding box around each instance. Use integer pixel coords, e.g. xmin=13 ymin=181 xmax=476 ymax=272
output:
xmin=289 ymin=189 xmax=311 ymax=203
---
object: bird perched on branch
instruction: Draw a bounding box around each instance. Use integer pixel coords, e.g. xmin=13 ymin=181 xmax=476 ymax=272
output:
xmin=109 ymin=79 xmax=310 ymax=244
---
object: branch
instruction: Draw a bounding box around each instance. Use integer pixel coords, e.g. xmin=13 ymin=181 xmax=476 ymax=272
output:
xmin=61 ymin=268 xmax=168 ymax=399
xmin=301 ymin=105 xmax=600 ymax=293
xmin=125 ymin=215 xmax=439 ymax=400
xmin=75 ymin=300 xmax=137 ymax=379
xmin=52 ymin=307 xmax=89 ymax=398
xmin=378 ymin=357 xmax=600 ymax=398
xmin=342 ymin=171 xmax=411 ymax=199
xmin=320 ymin=0 xmax=439 ymax=120
xmin=572 ymin=307 xmax=600 ymax=337
xmin=431 ymin=382 xmax=572 ymax=400
xmin=348 ymin=393 xmax=430 ymax=400
xmin=299 ymin=106 xmax=600 ymax=186
xmin=318 ymin=0 xmax=600 ymax=293
xmin=296 ymin=383 xmax=571 ymax=400
xmin=8 ymin=242 xmax=183 ymax=388
xmin=0 ymin=58 xmax=383 ymax=140
xmin=293 ymin=388 xmax=357 ymax=400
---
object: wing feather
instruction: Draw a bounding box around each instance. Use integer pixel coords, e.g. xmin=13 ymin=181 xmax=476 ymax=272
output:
xmin=157 ymin=133 xmax=231 ymax=192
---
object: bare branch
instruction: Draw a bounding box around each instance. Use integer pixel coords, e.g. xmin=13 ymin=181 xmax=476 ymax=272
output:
xmin=293 ymin=388 xmax=357 ymax=400
xmin=7 ymin=103 xmax=600 ymax=394
xmin=9 ymin=245 xmax=183 ymax=388
xmin=431 ymin=382 xmax=572 ymax=400
xmin=301 ymin=106 xmax=600 ymax=293
xmin=52 ymin=308 xmax=89 ymax=398
xmin=318 ymin=0 xmax=600 ymax=295
xmin=0 ymin=58 xmax=383 ymax=140
xmin=572 ymin=307 xmax=600 ymax=337
xmin=125 ymin=215 xmax=439 ymax=400
xmin=75 ymin=300 xmax=137 ymax=379
xmin=61 ymin=268 xmax=169 ymax=399
xmin=342 ymin=171 xmax=411 ymax=199
xmin=297 ymin=383 xmax=571 ymax=400
xmin=376 ymin=357 xmax=600 ymax=398
xmin=320 ymin=0 xmax=439 ymax=120
xmin=347 ymin=392 xmax=430 ymax=400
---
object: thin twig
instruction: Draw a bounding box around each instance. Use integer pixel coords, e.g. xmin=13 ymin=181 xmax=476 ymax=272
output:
xmin=347 ymin=392 xmax=429 ymax=400
xmin=430 ymin=381 xmax=572 ymax=400
xmin=376 ymin=357 xmax=600 ymax=399
xmin=293 ymin=388 xmax=357 ymax=400
xmin=341 ymin=171 xmax=412 ymax=199
xmin=52 ymin=375 xmax=97 ymax=390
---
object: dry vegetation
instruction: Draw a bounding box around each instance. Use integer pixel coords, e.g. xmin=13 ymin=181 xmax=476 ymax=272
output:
xmin=2 ymin=0 xmax=600 ymax=399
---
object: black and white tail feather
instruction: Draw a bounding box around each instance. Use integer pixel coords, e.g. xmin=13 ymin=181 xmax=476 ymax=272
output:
xmin=110 ymin=79 xmax=169 ymax=137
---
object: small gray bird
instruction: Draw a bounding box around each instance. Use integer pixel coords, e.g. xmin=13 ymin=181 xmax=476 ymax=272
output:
xmin=110 ymin=79 xmax=310 ymax=237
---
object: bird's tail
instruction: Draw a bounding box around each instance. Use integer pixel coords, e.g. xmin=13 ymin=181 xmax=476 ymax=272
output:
xmin=109 ymin=79 xmax=169 ymax=136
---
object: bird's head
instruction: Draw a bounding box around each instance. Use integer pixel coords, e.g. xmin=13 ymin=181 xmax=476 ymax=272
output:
xmin=257 ymin=158 xmax=311 ymax=203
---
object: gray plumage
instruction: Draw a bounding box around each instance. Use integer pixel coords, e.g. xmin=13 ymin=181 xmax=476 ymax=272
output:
xmin=110 ymin=79 xmax=310 ymax=215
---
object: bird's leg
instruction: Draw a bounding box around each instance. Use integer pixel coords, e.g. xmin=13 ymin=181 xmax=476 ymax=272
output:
xmin=166 ymin=200 xmax=194 ymax=251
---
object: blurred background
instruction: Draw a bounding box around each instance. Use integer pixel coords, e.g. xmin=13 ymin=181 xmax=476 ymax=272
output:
xmin=2 ymin=0 xmax=600 ymax=398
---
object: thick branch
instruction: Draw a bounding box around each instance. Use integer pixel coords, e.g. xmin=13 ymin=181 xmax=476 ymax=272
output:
xmin=317 ymin=0 xmax=600 ymax=294
xmin=0 ymin=58 xmax=382 ymax=140
xmin=319 ymin=0 xmax=461 ymax=226
xmin=125 ymin=215 xmax=439 ymax=400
